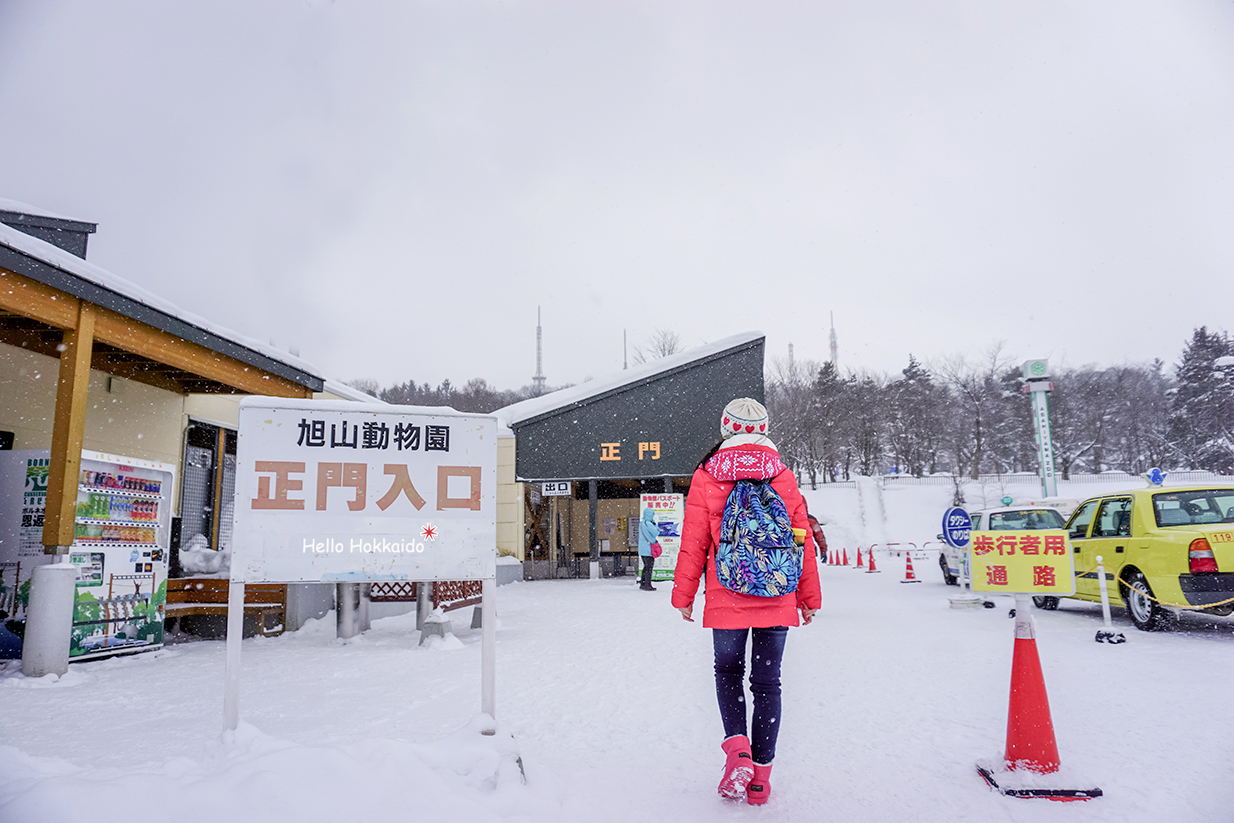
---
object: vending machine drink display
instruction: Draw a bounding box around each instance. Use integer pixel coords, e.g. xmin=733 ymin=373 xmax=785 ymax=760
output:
xmin=0 ymin=449 xmax=175 ymax=661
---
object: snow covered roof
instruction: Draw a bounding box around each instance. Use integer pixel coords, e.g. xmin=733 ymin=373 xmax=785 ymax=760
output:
xmin=0 ymin=218 xmax=325 ymax=392
xmin=320 ymin=378 xmax=389 ymax=404
xmin=0 ymin=197 xmax=94 ymax=226
xmin=493 ymin=331 xmax=765 ymax=434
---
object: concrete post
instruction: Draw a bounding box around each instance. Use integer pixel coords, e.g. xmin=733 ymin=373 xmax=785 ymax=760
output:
xmin=20 ymin=561 xmax=77 ymax=678
xmin=358 ymin=582 xmax=371 ymax=632
xmin=416 ymin=581 xmax=433 ymax=630
xmin=336 ymin=582 xmax=358 ymax=639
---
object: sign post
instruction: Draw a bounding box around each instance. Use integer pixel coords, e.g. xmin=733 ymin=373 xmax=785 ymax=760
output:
xmin=1021 ymin=360 xmax=1057 ymax=499
xmin=942 ymin=506 xmax=980 ymax=608
xmin=228 ymin=397 xmax=498 ymax=731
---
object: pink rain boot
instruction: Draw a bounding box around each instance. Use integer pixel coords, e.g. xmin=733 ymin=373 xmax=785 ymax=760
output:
xmin=747 ymin=762 xmax=772 ymax=806
xmin=717 ymin=735 xmax=754 ymax=799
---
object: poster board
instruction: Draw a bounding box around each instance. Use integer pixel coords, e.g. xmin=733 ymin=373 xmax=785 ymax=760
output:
xmin=233 ymin=397 xmax=497 ymax=583
xmin=640 ymin=492 xmax=683 ymax=581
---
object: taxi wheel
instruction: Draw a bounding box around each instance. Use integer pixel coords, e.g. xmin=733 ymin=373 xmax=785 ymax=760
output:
xmin=939 ymin=554 xmax=957 ymax=586
xmin=1032 ymin=596 xmax=1059 ymax=610
xmin=1123 ymin=570 xmax=1173 ymax=632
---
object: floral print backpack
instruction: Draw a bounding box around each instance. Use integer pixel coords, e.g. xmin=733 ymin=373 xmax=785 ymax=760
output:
xmin=715 ymin=480 xmax=802 ymax=597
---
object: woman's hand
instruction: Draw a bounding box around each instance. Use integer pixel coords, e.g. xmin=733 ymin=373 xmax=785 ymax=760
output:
xmin=800 ymin=607 xmax=818 ymax=625
xmin=677 ymin=604 xmax=694 ymax=622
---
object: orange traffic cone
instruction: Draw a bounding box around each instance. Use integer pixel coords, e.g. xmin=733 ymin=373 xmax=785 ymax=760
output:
xmin=1004 ymin=612 xmax=1060 ymax=772
xmin=842 ymin=548 xmax=849 ymax=566
xmin=901 ymin=554 xmax=921 ymax=583
xmin=856 ymin=548 xmax=864 ymax=568
xmin=866 ymin=550 xmax=880 ymax=573
xmin=975 ymin=600 xmax=1103 ymax=801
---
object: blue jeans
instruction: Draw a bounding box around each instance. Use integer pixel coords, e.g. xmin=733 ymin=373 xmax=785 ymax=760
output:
xmin=712 ymin=627 xmax=788 ymax=765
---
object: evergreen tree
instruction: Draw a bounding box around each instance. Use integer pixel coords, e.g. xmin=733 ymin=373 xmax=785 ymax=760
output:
xmin=1168 ymin=327 xmax=1234 ymax=471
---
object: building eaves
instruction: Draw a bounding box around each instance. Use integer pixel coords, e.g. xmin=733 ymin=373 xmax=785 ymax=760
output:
xmin=0 ymin=222 xmax=324 ymax=392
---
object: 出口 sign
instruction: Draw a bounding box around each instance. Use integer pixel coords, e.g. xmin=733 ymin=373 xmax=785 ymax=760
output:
xmin=969 ymin=530 xmax=1075 ymax=595
xmin=232 ymin=397 xmax=497 ymax=583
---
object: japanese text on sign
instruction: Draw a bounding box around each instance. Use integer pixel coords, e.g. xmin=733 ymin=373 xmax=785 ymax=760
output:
xmin=597 ymin=441 xmax=662 ymax=462
xmin=970 ymin=529 xmax=1075 ymax=595
xmin=233 ymin=398 xmax=495 ymax=584
xmin=295 ymin=419 xmax=450 ymax=452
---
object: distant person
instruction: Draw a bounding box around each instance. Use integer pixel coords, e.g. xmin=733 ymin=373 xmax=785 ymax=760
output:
xmin=807 ymin=513 xmax=828 ymax=564
xmin=637 ymin=506 xmax=660 ymax=591
xmin=672 ymin=397 xmax=821 ymax=806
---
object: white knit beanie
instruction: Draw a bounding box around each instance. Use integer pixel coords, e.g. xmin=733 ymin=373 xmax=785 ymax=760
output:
xmin=720 ymin=397 xmax=768 ymax=439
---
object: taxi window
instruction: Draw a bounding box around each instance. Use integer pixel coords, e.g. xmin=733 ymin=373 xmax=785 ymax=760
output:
xmin=987 ymin=510 xmax=1066 ymax=530
xmin=971 ymin=514 xmax=983 ymax=530
xmin=1068 ymin=500 xmax=1099 ymax=540
xmin=1154 ymin=490 xmax=1234 ymax=527
xmin=1092 ymin=498 xmax=1132 ymax=537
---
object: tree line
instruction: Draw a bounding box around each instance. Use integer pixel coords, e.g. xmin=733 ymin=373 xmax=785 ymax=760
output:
xmin=767 ymin=327 xmax=1234 ymax=487
xmin=347 ymin=326 xmax=1233 ymax=484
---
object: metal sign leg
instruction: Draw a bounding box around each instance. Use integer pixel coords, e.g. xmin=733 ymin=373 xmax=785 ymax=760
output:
xmin=223 ymin=580 xmax=245 ymax=732
xmin=481 ymin=578 xmax=496 ymax=721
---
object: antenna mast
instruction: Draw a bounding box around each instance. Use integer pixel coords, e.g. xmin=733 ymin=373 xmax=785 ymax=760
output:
xmin=829 ymin=311 xmax=838 ymax=367
xmin=532 ymin=306 xmax=546 ymax=395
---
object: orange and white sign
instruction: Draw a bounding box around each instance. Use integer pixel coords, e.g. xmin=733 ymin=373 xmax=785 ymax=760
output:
xmin=233 ymin=397 xmax=496 ymax=583
xmin=969 ymin=530 xmax=1075 ymax=595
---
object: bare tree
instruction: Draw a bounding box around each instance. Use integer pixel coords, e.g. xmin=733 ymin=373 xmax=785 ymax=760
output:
xmin=935 ymin=344 xmax=1015 ymax=478
xmin=631 ymin=328 xmax=684 ymax=364
xmin=344 ymin=378 xmax=380 ymax=398
xmin=767 ymin=355 xmax=825 ymax=487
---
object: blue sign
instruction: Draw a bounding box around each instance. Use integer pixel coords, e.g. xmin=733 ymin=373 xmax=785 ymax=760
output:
xmin=942 ymin=507 xmax=972 ymax=549
xmin=1144 ymin=468 xmax=1167 ymax=487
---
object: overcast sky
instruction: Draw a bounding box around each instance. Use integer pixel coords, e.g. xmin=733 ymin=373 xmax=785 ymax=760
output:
xmin=2 ymin=1 xmax=1232 ymax=391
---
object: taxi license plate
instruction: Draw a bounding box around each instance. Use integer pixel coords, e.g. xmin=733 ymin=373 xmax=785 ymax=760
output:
xmin=1211 ymin=531 xmax=1234 ymax=544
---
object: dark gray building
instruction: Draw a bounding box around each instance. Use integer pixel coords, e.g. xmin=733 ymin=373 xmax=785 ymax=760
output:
xmin=494 ymin=332 xmax=765 ymax=579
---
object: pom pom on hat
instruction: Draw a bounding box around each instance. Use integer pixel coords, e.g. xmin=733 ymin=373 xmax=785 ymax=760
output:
xmin=721 ymin=397 xmax=769 ymax=439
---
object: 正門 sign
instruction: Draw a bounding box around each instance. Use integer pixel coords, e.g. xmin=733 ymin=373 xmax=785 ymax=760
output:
xmin=232 ymin=397 xmax=497 ymax=583
xmin=969 ymin=530 xmax=1075 ymax=595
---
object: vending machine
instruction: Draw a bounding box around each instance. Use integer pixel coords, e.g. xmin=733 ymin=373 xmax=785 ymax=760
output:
xmin=0 ymin=449 xmax=175 ymax=661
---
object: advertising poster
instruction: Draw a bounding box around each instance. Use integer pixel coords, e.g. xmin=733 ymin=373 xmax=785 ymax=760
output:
xmin=232 ymin=397 xmax=497 ymax=584
xmin=640 ymin=492 xmax=684 ymax=581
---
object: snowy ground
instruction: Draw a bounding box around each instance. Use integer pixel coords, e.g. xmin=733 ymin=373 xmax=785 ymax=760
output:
xmin=4 ymin=481 xmax=1234 ymax=822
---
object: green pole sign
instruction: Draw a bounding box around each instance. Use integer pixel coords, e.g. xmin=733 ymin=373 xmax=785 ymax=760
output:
xmin=1022 ymin=359 xmax=1057 ymax=498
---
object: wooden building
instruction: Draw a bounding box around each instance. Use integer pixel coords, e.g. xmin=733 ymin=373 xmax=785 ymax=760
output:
xmin=0 ymin=199 xmax=370 ymax=634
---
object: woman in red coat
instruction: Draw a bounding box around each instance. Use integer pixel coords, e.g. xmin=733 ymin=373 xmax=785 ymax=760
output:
xmin=671 ymin=397 xmax=821 ymax=806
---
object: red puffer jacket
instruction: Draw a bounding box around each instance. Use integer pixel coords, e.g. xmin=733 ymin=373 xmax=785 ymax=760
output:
xmin=671 ymin=440 xmax=822 ymax=629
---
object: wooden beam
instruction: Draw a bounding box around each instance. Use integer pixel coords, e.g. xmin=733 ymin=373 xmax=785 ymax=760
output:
xmin=0 ymin=269 xmax=78 ymax=328
xmin=92 ymin=307 xmax=311 ymax=398
xmin=1 ymin=267 xmax=312 ymax=398
xmin=43 ymin=301 xmax=95 ymax=551
xmin=89 ymin=351 xmax=189 ymax=394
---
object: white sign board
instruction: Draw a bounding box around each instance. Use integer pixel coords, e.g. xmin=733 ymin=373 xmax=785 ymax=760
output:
xmin=233 ymin=397 xmax=497 ymax=583
xmin=542 ymin=481 xmax=572 ymax=497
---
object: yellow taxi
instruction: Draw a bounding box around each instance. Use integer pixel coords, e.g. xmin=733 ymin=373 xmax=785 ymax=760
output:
xmin=1032 ymin=485 xmax=1234 ymax=630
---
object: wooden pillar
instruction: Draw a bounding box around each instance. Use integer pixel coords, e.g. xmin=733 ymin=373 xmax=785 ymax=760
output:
xmin=42 ymin=301 xmax=95 ymax=553
xmin=210 ymin=427 xmax=227 ymax=550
